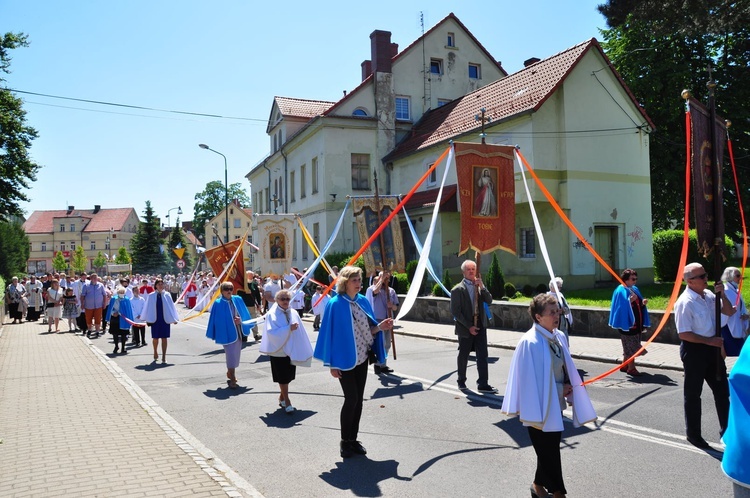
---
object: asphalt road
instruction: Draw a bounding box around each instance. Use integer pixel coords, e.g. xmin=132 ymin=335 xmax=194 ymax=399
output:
xmin=94 ymin=314 xmax=733 ymax=498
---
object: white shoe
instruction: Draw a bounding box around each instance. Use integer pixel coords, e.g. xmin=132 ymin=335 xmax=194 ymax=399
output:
xmin=279 ymin=400 xmax=286 ymax=408
xmin=285 ymin=405 xmax=295 ymax=414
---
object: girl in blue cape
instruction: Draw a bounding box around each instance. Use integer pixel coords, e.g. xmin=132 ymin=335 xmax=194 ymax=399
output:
xmin=608 ymin=268 xmax=650 ymax=376
xmin=313 ymin=266 xmax=392 ymax=458
xmin=206 ymin=281 xmax=257 ymax=389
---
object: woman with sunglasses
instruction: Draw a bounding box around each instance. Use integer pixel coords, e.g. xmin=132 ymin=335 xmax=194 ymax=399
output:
xmin=313 ymin=265 xmax=393 ymax=458
xmin=260 ymin=288 xmax=313 ymax=413
xmin=206 ymin=281 xmax=255 ymax=389
xmin=502 ymin=293 xmax=596 ymax=498
xmin=720 ymin=266 xmax=750 ymax=356
xmin=608 ymin=268 xmax=650 ymax=376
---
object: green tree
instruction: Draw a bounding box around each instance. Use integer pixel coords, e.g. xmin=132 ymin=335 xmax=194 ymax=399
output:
xmin=0 ymin=219 xmax=29 ymax=279
xmin=130 ymin=201 xmax=169 ymax=274
xmin=0 ymin=33 xmax=41 ymax=218
xmin=193 ymin=180 xmax=250 ymax=241
xmin=114 ymin=246 xmax=132 ymax=264
xmin=92 ymin=251 xmax=107 ymax=274
xmin=166 ymin=221 xmax=192 ymax=273
xmin=71 ymin=245 xmax=87 ymax=274
xmin=52 ymin=251 xmax=67 ymax=272
xmin=598 ymin=1 xmax=750 ymax=236
xmin=485 ymin=252 xmax=505 ymax=299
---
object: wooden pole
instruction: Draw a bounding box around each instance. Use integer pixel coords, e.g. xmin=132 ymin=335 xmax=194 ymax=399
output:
xmin=373 ymin=171 xmax=396 ymax=360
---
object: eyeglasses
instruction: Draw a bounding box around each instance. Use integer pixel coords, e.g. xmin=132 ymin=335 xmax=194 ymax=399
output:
xmin=277 ymin=297 xmax=290 ymax=302
xmin=688 ymin=273 xmax=708 ymax=280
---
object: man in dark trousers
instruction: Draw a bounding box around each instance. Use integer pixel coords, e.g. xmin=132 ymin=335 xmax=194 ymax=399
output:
xmin=450 ymin=259 xmax=496 ymax=392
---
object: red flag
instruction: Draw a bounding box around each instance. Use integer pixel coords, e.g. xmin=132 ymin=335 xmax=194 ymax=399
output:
xmin=203 ymin=239 xmax=246 ymax=293
xmin=455 ymin=142 xmax=516 ymax=255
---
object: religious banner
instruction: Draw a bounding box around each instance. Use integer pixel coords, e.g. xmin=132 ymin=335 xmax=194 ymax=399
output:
xmin=454 ymin=142 xmax=516 ymax=255
xmin=351 ymin=196 xmax=406 ymax=275
xmin=255 ymin=214 xmax=295 ymax=279
xmin=689 ymin=97 xmax=726 ymax=257
xmin=204 ymin=238 xmax=246 ymax=294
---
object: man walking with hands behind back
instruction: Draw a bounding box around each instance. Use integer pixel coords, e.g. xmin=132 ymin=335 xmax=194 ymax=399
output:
xmin=451 ymin=259 xmax=496 ymax=393
xmin=674 ymin=262 xmax=736 ymax=449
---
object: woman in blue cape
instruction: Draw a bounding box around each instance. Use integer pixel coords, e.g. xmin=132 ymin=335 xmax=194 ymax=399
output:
xmin=608 ymin=268 xmax=650 ymax=376
xmin=206 ymin=282 xmax=256 ymax=389
xmin=105 ymin=286 xmax=134 ymax=355
xmin=313 ymin=266 xmax=392 ymax=459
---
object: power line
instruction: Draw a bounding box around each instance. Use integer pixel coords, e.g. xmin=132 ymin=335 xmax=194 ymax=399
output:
xmin=9 ymin=88 xmax=266 ymax=122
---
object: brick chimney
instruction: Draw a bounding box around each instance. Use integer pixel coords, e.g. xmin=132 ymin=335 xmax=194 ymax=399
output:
xmin=370 ymin=30 xmax=392 ymax=74
xmin=361 ymin=60 xmax=372 ymax=81
xmin=524 ymin=57 xmax=541 ymax=67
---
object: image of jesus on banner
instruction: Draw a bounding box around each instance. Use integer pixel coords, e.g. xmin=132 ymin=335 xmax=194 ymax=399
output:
xmin=473 ymin=166 xmax=498 ymax=217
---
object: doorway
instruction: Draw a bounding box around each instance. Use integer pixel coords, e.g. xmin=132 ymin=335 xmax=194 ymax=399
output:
xmin=594 ymin=226 xmax=619 ymax=283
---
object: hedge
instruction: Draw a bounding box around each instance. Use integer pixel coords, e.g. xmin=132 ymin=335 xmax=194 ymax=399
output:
xmin=653 ymin=229 xmax=735 ymax=281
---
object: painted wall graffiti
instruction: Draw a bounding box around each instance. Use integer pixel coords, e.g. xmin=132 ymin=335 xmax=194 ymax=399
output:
xmin=626 ymin=226 xmax=644 ymax=258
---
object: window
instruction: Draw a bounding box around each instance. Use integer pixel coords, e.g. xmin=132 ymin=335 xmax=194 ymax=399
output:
xmin=430 ymin=58 xmax=443 ymax=75
xmin=292 ymin=229 xmax=298 ymax=260
xmin=70 ymin=223 xmax=76 ymax=232
xmin=70 ymin=241 xmax=76 ymax=250
xmin=60 ymin=224 xmax=65 ymax=232
xmin=426 ymin=162 xmax=437 ymax=186
xmin=469 ymin=63 xmax=481 ymax=79
xmin=290 ymin=171 xmax=296 ymax=202
xmin=302 ymin=236 xmax=308 ymax=261
xmin=234 ymin=218 xmax=241 ymax=228
xmin=351 ymin=153 xmax=370 ymax=190
xmin=313 ymin=223 xmax=320 ymax=248
xmin=352 ymin=108 xmax=368 ymax=116
xmin=520 ymin=228 xmax=536 ymax=258
xmin=41 ymin=242 xmax=47 ymax=252
xmin=264 ymin=187 xmax=270 ymax=211
xmin=447 ymin=32 xmax=455 ymax=47
xmin=300 ymin=164 xmax=306 ymax=198
xmin=312 ymin=157 xmax=319 ymax=194
xmin=60 ymin=242 xmax=66 ymax=251
xmin=438 ymin=99 xmax=451 ymax=107
xmin=395 ymin=96 xmax=411 ymax=121
xmin=212 ymin=235 xmax=218 ymax=247
xmin=90 ymin=241 xmax=96 ymax=250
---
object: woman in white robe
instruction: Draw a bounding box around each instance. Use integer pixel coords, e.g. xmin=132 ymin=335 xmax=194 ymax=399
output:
xmin=502 ymin=293 xmax=596 ymax=498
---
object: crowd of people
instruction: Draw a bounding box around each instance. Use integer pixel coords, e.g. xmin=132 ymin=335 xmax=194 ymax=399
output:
xmin=5 ymin=260 xmax=750 ymax=497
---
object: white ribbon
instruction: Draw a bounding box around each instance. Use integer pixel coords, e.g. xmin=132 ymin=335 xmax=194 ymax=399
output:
xmin=402 ymin=206 xmax=451 ymax=297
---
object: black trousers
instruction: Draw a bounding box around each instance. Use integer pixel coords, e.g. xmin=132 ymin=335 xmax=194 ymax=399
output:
xmin=338 ymin=360 xmax=369 ymax=441
xmin=680 ymin=341 xmax=730 ymax=439
xmin=528 ymin=427 xmax=566 ymax=495
xmin=76 ymin=312 xmax=88 ymax=332
xmin=457 ymin=329 xmax=489 ymax=386
xmin=132 ymin=325 xmax=146 ymax=344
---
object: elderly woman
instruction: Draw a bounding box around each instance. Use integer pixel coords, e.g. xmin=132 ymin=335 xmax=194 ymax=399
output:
xmin=502 ymin=294 xmax=596 ymax=498
xmin=205 ymin=282 xmax=254 ymax=389
xmin=608 ymin=268 xmax=650 ymax=376
xmin=105 ymin=286 xmax=134 ymax=354
xmin=720 ymin=266 xmax=750 ymax=357
xmin=140 ymin=279 xmax=180 ymax=363
xmin=313 ymin=265 xmax=393 ymax=458
xmin=45 ymin=279 xmax=64 ymax=333
xmin=260 ymin=289 xmax=313 ymax=413
xmin=6 ymin=277 xmax=25 ymax=324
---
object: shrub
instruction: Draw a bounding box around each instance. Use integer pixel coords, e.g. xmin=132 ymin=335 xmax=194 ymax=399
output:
xmin=536 ymin=283 xmax=548 ymax=294
xmin=392 ymin=273 xmax=409 ymax=294
xmin=652 ymin=229 xmax=736 ymax=281
xmin=522 ymin=284 xmax=534 ymax=297
xmin=406 ymin=260 xmax=418 ymax=283
xmin=435 ymin=269 xmax=452 ymax=297
xmin=432 ymin=282 xmax=445 ymax=296
xmin=485 ymin=252 xmax=505 ymax=298
xmin=504 ymin=282 xmax=517 ymax=298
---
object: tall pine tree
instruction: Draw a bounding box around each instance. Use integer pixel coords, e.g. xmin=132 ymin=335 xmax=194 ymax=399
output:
xmin=130 ymin=201 xmax=168 ymax=274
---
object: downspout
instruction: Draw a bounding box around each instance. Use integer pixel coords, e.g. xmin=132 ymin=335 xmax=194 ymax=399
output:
xmin=280 ymin=146 xmax=288 ymax=213
xmin=262 ymin=160 xmax=272 ymax=213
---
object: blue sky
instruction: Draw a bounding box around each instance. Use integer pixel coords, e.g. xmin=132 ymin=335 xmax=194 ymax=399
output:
xmin=4 ymin=0 xmax=608 ymax=225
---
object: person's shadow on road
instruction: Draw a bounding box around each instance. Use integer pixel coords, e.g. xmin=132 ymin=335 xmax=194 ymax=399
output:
xmin=320 ymin=458 xmax=411 ymax=496
xmin=203 ymin=385 xmax=251 ymax=399
xmin=260 ymin=408 xmax=316 ymax=428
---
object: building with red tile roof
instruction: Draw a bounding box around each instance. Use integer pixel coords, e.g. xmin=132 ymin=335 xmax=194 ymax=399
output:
xmin=245 ymin=16 xmax=654 ymax=287
xmin=22 ymin=205 xmax=139 ymax=275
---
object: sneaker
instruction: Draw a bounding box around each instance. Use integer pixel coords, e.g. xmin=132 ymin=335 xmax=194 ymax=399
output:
xmin=285 ymin=405 xmax=295 ymax=414
xmin=457 ymin=381 xmax=468 ymax=390
xmin=477 ymin=385 xmax=498 ymax=393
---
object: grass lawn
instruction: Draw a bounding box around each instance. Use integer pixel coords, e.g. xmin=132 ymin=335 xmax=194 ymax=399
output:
xmin=507 ymin=265 xmax=750 ymax=311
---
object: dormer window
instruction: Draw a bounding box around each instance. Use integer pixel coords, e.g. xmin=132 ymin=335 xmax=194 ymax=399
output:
xmin=352 ymin=108 xmax=368 ymax=117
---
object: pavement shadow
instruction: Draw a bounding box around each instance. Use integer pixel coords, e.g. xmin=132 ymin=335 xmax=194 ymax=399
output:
xmin=411 ymin=444 xmax=510 ymax=478
xmin=494 ymin=417 xmax=594 ymax=450
xmin=203 ymin=385 xmax=252 ymax=399
xmin=371 ymin=376 xmax=424 ymax=400
xmin=198 ymin=348 xmax=226 ymax=357
xmin=260 ymin=408 xmax=316 ymax=428
xmin=466 ymin=391 xmax=504 ymax=409
xmin=621 ymin=372 xmax=678 ymax=386
xmin=319 ymin=458 xmax=411 ymax=496
xmin=135 ymin=361 xmax=172 ymax=371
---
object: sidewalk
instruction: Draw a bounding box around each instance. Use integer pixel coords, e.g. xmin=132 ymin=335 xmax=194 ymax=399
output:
xmin=0 ymin=320 xmax=258 ymax=498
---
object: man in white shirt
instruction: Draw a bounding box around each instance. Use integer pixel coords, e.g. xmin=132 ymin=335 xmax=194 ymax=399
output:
xmin=674 ymin=262 xmax=736 ymax=449
xmin=263 ymin=277 xmax=281 ymax=313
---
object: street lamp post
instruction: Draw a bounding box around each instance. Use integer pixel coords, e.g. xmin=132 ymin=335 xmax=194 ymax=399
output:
xmin=166 ymin=206 xmax=183 ymax=229
xmin=199 ymin=144 xmax=229 ymax=244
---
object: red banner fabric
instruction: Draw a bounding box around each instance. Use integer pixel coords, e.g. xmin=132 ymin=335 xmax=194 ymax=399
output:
xmin=689 ymin=97 xmax=726 ymax=257
xmin=455 ymin=142 xmax=517 ymax=255
xmin=203 ymin=239 xmax=246 ymax=293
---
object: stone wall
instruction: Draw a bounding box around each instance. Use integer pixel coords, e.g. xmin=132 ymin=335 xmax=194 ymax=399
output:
xmin=399 ymin=296 xmax=679 ymax=345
